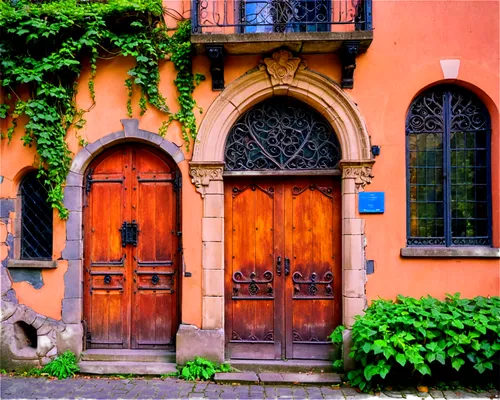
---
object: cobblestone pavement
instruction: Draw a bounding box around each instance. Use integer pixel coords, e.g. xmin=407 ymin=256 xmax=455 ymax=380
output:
xmin=1 ymin=376 xmax=499 ymax=399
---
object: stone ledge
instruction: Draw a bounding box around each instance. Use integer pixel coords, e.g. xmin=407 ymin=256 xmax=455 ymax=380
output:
xmin=7 ymin=259 xmax=57 ymax=269
xmin=400 ymin=246 xmax=500 ymax=258
xmin=192 ymin=31 xmax=373 ymax=55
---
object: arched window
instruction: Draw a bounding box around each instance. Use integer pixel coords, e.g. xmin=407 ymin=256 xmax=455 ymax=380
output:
xmin=406 ymin=86 xmax=491 ymax=246
xmin=225 ymin=96 xmax=341 ymax=171
xmin=19 ymin=172 xmax=53 ymax=259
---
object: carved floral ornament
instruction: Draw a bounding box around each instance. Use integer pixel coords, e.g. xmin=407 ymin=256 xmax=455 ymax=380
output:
xmin=340 ymin=160 xmax=375 ymax=193
xmin=189 ymin=163 xmax=224 ymax=198
xmin=261 ymin=50 xmax=307 ymax=85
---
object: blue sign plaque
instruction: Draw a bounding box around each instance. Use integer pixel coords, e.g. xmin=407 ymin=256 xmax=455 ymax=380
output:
xmin=358 ymin=192 xmax=385 ymax=213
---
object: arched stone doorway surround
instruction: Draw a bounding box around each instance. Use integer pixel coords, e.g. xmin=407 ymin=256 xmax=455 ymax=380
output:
xmin=188 ymin=50 xmax=375 ymax=366
xmin=59 ymin=119 xmax=185 ymax=357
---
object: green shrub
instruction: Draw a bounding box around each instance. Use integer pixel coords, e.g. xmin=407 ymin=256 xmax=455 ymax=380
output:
xmin=179 ymin=357 xmax=231 ymax=381
xmin=41 ymin=351 xmax=80 ymax=379
xmin=339 ymin=294 xmax=500 ymax=391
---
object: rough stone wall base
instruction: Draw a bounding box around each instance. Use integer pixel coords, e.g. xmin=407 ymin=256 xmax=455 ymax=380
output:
xmin=176 ymin=324 xmax=224 ymax=365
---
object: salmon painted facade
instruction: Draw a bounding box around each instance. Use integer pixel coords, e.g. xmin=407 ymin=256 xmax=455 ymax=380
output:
xmin=0 ymin=0 xmax=499 ymax=371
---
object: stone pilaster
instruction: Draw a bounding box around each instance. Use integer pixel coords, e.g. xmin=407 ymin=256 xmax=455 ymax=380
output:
xmin=189 ymin=162 xmax=225 ymax=331
xmin=339 ymin=159 xmax=374 ymax=370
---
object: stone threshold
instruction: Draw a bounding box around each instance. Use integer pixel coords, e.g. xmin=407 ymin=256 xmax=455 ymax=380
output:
xmin=214 ymin=371 xmax=341 ymax=385
xmin=79 ymin=361 xmax=177 ymax=375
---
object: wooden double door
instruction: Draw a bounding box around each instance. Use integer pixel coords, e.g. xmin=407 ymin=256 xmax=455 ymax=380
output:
xmin=224 ymin=176 xmax=342 ymax=360
xmin=83 ymin=144 xmax=180 ymax=349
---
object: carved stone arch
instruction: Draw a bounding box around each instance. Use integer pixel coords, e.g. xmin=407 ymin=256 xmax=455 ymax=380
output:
xmin=192 ymin=60 xmax=372 ymax=163
xmin=58 ymin=119 xmax=185 ymax=358
xmin=187 ymin=52 xmax=375 ymax=368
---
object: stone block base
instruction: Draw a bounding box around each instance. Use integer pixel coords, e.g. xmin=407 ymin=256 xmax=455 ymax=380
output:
xmin=56 ymin=323 xmax=83 ymax=357
xmin=342 ymin=329 xmax=356 ymax=371
xmin=176 ymin=324 xmax=224 ymax=365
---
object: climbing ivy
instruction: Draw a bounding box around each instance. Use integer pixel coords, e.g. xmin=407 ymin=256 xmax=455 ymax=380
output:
xmin=0 ymin=0 xmax=202 ymax=218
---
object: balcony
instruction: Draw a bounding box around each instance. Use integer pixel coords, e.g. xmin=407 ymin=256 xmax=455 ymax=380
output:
xmin=191 ymin=0 xmax=372 ymax=54
xmin=191 ymin=0 xmax=372 ymax=89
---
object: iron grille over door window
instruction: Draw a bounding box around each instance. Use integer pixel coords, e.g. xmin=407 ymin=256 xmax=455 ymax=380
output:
xmin=20 ymin=172 xmax=53 ymax=259
xmin=225 ymin=96 xmax=341 ymax=170
xmin=406 ymin=86 xmax=491 ymax=247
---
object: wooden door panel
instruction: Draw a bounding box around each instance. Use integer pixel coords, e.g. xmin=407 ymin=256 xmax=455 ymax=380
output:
xmin=88 ymin=181 xmax=125 ymax=263
xmin=84 ymin=144 xmax=179 ymax=350
xmin=225 ymin=180 xmax=283 ymax=359
xmin=131 ymin=149 xmax=178 ymax=349
xmin=284 ymin=178 xmax=342 ymax=360
xmin=84 ymin=159 xmax=129 ymax=348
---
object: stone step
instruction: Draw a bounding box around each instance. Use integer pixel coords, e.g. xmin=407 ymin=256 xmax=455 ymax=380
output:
xmin=259 ymin=372 xmax=341 ymax=385
xmin=81 ymin=349 xmax=176 ymax=363
xmin=229 ymin=359 xmax=334 ymax=373
xmin=214 ymin=372 xmax=341 ymax=385
xmin=79 ymin=361 xmax=177 ymax=375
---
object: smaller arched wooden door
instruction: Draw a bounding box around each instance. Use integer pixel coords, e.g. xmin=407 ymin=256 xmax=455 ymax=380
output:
xmin=83 ymin=144 xmax=180 ymax=349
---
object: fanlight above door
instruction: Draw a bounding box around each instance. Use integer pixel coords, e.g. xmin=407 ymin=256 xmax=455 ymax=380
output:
xmin=224 ymin=97 xmax=341 ymax=171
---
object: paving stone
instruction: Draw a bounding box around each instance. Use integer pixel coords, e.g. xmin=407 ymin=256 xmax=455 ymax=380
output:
xmin=214 ymin=372 xmax=259 ymax=383
xmin=260 ymin=372 xmax=285 ymax=384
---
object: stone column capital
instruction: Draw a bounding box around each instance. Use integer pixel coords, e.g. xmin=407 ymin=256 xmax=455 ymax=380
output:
xmin=189 ymin=162 xmax=225 ymax=198
xmin=339 ymin=160 xmax=375 ymax=193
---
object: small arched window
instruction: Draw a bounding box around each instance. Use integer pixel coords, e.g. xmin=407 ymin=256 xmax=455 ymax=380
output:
xmin=406 ymin=85 xmax=491 ymax=247
xmin=19 ymin=172 xmax=53 ymax=259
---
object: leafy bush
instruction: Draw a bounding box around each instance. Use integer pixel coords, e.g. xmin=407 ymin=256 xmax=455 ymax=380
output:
xmin=340 ymin=294 xmax=500 ymax=391
xmin=179 ymin=357 xmax=231 ymax=381
xmin=41 ymin=351 xmax=80 ymax=379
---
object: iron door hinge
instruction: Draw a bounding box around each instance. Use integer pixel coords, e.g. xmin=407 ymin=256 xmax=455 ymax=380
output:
xmin=85 ymin=168 xmax=94 ymax=194
xmin=174 ymin=171 xmax=182 ymax=192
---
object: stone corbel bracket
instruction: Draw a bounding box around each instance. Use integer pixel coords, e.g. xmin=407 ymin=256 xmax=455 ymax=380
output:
xmin=340 ymin=160 xmax=375 ymax=193
xmin=207 ymin=45 xmax=225 ymax=91
xmin=339 ymin=40 xmax=360 ymax=89
xmin=189 ymin=162 xmax=225 ymax=198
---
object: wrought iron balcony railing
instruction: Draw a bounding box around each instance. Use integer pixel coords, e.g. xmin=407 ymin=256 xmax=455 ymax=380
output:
xmin=192 ymin=0 xmax=372 ymax=34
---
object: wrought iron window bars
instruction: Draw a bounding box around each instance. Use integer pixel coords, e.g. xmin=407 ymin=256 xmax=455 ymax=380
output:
xmin=20 ymin=172 xmax=53 ymax=260
xmin=406 ymin=86 xmax=491 ymax=247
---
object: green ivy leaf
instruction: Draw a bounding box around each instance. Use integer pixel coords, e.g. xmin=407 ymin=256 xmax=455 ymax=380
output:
xmin=395 ymin=353 xmax=407 ymax=367
xmin=451 ymin=358 xmax=465 ymax=371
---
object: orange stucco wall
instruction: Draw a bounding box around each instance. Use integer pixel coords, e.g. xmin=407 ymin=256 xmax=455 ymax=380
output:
xmin=1 ymin=0 xmax=499 ymax=325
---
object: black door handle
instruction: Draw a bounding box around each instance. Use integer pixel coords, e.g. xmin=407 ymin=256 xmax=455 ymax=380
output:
xmin=285 ymin=257 xmax=290 ymax=276
xmin=276 ymin=256 xmax=282 ymax=276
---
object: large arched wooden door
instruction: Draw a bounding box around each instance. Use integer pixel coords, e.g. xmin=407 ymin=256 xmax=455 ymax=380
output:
xmin=224 ymin=97 xmax=342 ymax=360
xmin=83 ymin=144 xmax=180 ymax=350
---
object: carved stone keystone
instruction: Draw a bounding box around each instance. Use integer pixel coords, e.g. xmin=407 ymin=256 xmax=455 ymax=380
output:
xmin=262 ymin=50 xmax=306 ymax=85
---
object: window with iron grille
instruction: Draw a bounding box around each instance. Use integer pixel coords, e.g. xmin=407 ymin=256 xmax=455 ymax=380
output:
xmin=406 ymin=85 xmax=491 ymax=247
xmin=19 ymin=172 xmax=53 ymax=260
xmin=242 ymin=0 xmax=331 ymax=33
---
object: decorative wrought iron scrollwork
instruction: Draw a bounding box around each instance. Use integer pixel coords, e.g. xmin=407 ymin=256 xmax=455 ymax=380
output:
xmin=293 ymin=329 xmax=323 ymax=342
xmin=225 ymin=97 xmax=341 ymax=171
xmin=194 ymin=0 xmax=366 ymax=33
xmin=232 ymin=270 xmax=274 ymax=299
xmin=292 ymin=271 xmax=334 ymax=299
xmin=232 ymin=184 xmax=275 ymax=198
xmin=231 ymin=330 xmax=274 ymax=342
xmin=292 ymin=184 xmax=334 ymax=199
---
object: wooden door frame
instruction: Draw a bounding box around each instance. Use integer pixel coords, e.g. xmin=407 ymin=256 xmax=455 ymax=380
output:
xmin=60 ymin=119 xmax=186 ymax=356
xmin=189 ymin=54 xmax=375 ymax=366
